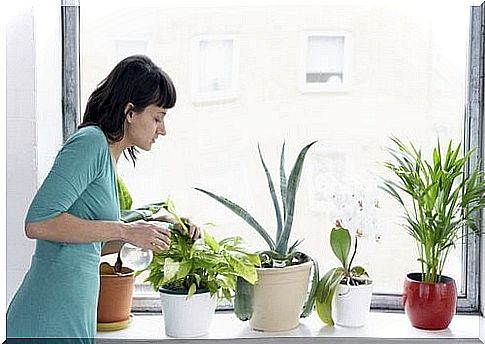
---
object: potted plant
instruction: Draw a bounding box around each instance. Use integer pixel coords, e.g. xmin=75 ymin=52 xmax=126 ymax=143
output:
xmin=381 ymin=137 xmax=485 ymax=330
xmin=130 ymin=198 xmax=260 ymax=337
xmin=315 ymin=221 xmax=372 ymax=327
xmin=97 ymin=177 xmax=136 ymax=331
xmin=195 ymin=141 xmax=319 ymax=331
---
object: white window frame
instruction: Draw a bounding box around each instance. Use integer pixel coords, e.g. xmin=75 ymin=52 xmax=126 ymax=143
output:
xmin=191 ymin=34 xmax=239 ymax=103
xmin=300 ymin=32 xmax=351 ymax=93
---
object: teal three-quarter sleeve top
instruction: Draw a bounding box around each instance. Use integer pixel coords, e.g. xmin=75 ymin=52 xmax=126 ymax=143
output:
xmin=7 ymin=126 xmax=120 ymax=341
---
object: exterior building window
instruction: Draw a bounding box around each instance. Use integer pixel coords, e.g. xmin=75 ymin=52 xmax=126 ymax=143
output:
xmin=192 ymin=35 xmax=238 ymax=102
xmin=301 ymin=33 xmax=350 ymax=92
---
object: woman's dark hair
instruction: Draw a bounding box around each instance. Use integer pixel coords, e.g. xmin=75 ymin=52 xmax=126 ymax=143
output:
xmin=80 ymin=54 xmax=176 ymax=164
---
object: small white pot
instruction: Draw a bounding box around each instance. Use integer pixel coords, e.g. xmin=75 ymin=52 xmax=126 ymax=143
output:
xmin=159 ymin=290 xmax=217 ymax=337
xmin=333 ymin=282 xmax=373 ymax=327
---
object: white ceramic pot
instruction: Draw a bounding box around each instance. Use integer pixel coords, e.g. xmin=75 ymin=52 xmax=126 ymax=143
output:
xmin=159 ymin=290 xmax=217 ymax=337
xmin=333 ymin=282 xmax=373 ymax=327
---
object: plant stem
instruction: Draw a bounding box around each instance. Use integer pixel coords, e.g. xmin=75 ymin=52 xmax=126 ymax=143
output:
xmin=348 ymin=235 xmax=358 ymax=271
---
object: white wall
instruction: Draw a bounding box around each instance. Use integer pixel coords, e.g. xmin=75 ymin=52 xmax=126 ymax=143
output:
xmin=6 ymin=1 xmax=62 ymax=305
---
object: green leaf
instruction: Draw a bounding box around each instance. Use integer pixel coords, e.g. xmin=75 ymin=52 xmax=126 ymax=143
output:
xmin=204 ymin=232 xmax=220 ymax=253
xmin=276 ymin=141 xmax=317 ymax=254
xmin=234 ymin=276 xmax=254 ymax=321
xmin=301 ymin=258 xmax=320 ymax=318
xmin=350 ymin=266 xmax=368 ymax=278
xmin=280 ymin=141 xmax=287 ymax=223
xmin=187 ymin=283 xmax=197 ymax=298
xmin=117 ymin=177 xmax=133 ymax=211
xmin=258 ymin=144 xmax=284 ymax=243
xmin=194 ymin=187 xmax=276 ymax=250
xmin=315 ymin=267 xmax=345 ymax=326
xmin=163 ymin=258 xmax=180 ymax=283
xmin=330 ymin=226 xmax=351 ymax=269
xmin=227 ymin=255 xmax=258 ymax=285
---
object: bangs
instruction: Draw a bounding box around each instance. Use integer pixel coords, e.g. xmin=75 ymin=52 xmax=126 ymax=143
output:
xmin=153 ymin=70 xmax=177 ymax=109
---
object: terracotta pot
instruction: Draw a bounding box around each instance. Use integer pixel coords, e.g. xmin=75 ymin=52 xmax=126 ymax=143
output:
xmin=249 ymin=260 xmax=312 ymax=332
xmin=403 ymin=272 xmax=457 ymax=330
xmin=97 ymin=266 xmax=135 ymax=323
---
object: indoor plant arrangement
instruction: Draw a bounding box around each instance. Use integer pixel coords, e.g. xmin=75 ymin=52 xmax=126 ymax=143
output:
xmin=195 ymin=141 xmax=319 ymax=331
xmin=315 ymin=220 xmax=372 ymax=327
xmin=129 ymin=198 xmax=260 ymax=337
xmin=381 ymin=137 xmax=485 ymax=330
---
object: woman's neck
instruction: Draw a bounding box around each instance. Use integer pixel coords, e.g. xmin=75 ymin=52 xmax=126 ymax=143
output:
xmin=109 ymin=141 xmax=126 ymax=164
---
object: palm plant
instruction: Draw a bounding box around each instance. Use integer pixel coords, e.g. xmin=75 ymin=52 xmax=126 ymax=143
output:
xmin=381 ymin=137 xmax=485 ymax=283
xmin=195 ymin=141 xmax=317 ymax=266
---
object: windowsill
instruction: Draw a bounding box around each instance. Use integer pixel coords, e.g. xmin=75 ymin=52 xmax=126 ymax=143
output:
xmin=97 ymin=311 xmax=481 ymax=343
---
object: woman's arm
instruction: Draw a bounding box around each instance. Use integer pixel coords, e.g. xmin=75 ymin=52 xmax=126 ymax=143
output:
xmin=25 ymin=212 xmax=171 ymax=252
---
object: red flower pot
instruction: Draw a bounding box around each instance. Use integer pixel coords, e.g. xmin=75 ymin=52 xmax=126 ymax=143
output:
xmin=402 ymin=273 xmax=457 ymax=330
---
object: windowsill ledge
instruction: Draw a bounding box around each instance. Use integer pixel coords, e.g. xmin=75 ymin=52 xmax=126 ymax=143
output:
xmin=97 ymin=311 xmax=482 ymax=343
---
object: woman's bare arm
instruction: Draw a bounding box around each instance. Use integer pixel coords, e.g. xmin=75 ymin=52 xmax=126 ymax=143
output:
xmin=25 ymin=212 xmax=171 ymax=252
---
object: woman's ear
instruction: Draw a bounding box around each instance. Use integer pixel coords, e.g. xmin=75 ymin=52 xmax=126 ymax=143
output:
xmin=124 ymin=103 xmax=135 ymax=121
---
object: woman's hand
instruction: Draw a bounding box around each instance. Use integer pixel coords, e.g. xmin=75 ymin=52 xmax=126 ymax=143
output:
xmin=152 ymin=215 xmax=201 ymax=240
xmin=177 ymin=217 xmax=201 ymax=240
xmin=122 ymin=221 xmax=171 ymax=253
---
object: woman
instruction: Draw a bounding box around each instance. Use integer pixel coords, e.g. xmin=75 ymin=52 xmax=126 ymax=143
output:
xmin=7 ymin=55 xmax=198 ymax=341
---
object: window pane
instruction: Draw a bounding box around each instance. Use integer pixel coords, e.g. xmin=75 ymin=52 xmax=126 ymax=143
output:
xmin=81 ymin=1 xmax=473 ymax=308
xmin=197 ymin=39 xmax=234 ymax=93
xmin=306 ymin=35 xmax=344 ymax=84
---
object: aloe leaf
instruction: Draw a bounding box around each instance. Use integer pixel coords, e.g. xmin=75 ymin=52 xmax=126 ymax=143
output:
xmin=330 ymin=226 xmax=351 ymax=269
xmin=301 ymin=258 xmax=320 ymax=317
xmin=280 ymin=141 xmax=287 ymax=223
xmin=234 ymin=276 xmax=254 ymax=321
xmin=258 ymin=144 xmax=283 ymax=244
xmin=194 ymin=187 xmax=276 ymax=250
xmin=276 ymin=141 xmax=317 ymax=254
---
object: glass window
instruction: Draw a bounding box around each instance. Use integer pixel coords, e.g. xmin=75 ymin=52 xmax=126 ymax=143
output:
xmin=192 ymin=36 xmax=238 ymax=101
xmin=303 ymin=33 xmax=348 ymax=90
xmin=80 ymin=1 xmax=478 ymax=312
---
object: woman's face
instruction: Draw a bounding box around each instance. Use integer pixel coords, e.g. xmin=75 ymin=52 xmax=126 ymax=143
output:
xmin=125 ymin=104 xmax=167 ymax=151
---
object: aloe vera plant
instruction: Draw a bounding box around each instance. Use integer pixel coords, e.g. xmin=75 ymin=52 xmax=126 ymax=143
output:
xmin=381 ymin=137 xmax=485 ymax=283
xmin=195 ymin=141 xmax=319 ymax=319
xmin=195 ymin=141 xmax=317 ymax=264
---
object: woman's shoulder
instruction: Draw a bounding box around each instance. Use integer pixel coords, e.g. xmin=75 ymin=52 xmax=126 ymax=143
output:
xmin=67 ymin=125 xmax=108 ymax=147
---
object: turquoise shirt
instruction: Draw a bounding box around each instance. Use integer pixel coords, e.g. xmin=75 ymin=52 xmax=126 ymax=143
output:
xmin=7 ymin=126 xmax=120 ymax=340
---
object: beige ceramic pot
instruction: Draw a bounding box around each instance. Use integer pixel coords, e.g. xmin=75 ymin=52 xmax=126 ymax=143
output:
xmin=97 ymin=265 xmax=135 ymax=324
xmin=250 ymin=260 xmax=312 ymax=331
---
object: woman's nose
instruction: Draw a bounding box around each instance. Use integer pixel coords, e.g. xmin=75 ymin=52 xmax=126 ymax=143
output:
xmin=158 ymin=123 xmax=166 ymax=136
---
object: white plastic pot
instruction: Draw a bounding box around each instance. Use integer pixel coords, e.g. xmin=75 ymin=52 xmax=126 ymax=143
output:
xmin=333 ymin=282 xmax=373 ymax=327
xmin=159 ymin=290 xmax=217 ymax=337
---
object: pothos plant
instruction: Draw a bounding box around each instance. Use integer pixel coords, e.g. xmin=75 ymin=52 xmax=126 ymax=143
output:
xmin=118 ymin=189 xmax=260 ymax=300
xmin=316 ymin=221 xmax=372 ymax=326
xmin=194 ymin=141 xmax=319 ymax=319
